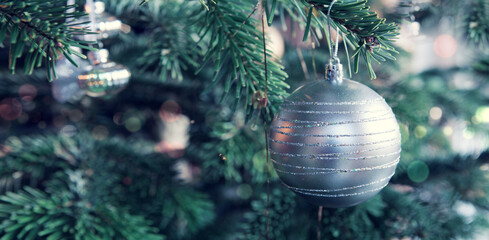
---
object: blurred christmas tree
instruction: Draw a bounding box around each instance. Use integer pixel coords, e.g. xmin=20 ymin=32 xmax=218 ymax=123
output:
xmin=0 ymin=0 xmax=489 ymax=239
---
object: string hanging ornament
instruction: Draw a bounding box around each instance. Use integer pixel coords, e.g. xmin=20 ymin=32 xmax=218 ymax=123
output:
xmin=77 ymin=0 xmax=131 ymax=97
xmin=51 ymin=0 xmax=130 ymax=100
xmin=269 ymin=1 xmax=401 ymax=208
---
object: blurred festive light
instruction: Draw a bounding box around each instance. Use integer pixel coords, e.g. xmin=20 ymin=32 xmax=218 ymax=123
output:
xmin=113 ymin=112 xmax=123 ymax=125
xmin=92 ymin=125 xmax=109 ymax=140
xmin=414 ymin=125 xmax=427 ymax=138
xmin=462 ymin=128 xmax=475 ymax=140
xmin=159 ymin=100 xmax=182 ymax=122
xmin=390 ymin=184 xmax=415 ymax=193
xmin=266 ymin=25 xmax=285 ymax=59
xmin=475 ymin=106 xmax=489 ymax=123
xmin=68 ymin=109 xmax=84 ymax=123
xmin=429 ymin=106 xmax=443 ymax=121
xmin=0 ymin=98 xmax=22 ymax=121
xmin=410 ymin=22 xmax=420 ymax=36
xmin=236 ymin=184 xmax=253 ymax=200
xmin=60 ymin=125 xmax=77 ymax=137
xmin=446 ymin=120 xmax=489 ymax=155
xmin=472 ymin=116 xmax=480 ymax=125
xmin=380 ymin=0 xmax=400 ymax=9
xmin=157 ymin=112 xmax=190 ymax=158
xmin=480 ymin=164 xmax=489 ymax=171
xmin=434 ymin=34 xmax=457 ymax=58
xmin=38 ymin=121 xmax=47 ymax=129
xmin=18 ymin=84 xmax=37 ymax=102
xmin=122 ymin=176 xmax=132 ymax=186
xmin=443 ymin=126 xmax=453 ymax=136
xmin=53 ymin=115 xmax=67 ymax=128
xmin=0 ymin=144 xmax=13 ymax=158
xmin=451 ymin=72 xmax=477 ymax=90
xmin=407 ymin=160 xmax=430 ymax=183
xmin=52 ymin=54 xmax=85 ymax=103
xmin=124 ymin=117 xmax=142 ymax=132
xmin=453 ymin=201 xmax=477 ymax=223
xmin=5 ymin=136 xmax=22 ymax=151
xmin=173 ymin=160 xmax=201 ymax=184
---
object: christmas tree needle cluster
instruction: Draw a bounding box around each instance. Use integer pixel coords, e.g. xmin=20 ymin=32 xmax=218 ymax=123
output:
xmin=0 ymin=0 xmax=96 ymax=81
xmin=0 ymin=0 xmax=489 ymax=239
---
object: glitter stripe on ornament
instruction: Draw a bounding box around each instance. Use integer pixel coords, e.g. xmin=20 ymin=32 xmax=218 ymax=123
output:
xmin=271 ymin=137 xmax=400 ymax=147
xmin=274 ymin=116 xmax=396 ymax=129
xmin=293 ymin=182 xmax=389 ymax=198
xmin=277 ymin=111 xmax=392 ymax=124
xmin=282 ymin=172 xmax=395 ymax=193
xmin=270 ymin=142 xmax=401 ymax=158
xmin=282 ymin=98 xmax=384 ymax=106
xmin=312 ymin=150 xmax=401 ymax=161
xmin=279 ymin=108 xmax=391 ymax=115
xmin=271 ymin=128 xmax=398 ymax=138
xmin=273 ymin=157 xmax=400 ymax=173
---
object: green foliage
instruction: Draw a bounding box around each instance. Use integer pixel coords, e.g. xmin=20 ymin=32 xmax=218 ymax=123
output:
xmin=464 ymin=0 xmax=489 ymax=48
xmin=0 ymin=134 xmax=215 ymax=239
xmin=241 ymin=188 xmax=299 ymax=240
xmin=0 ymin=187 xmax=164 ymax=240
xmin=198 ymin=0 xmax=290 ymax=117
xmin=0 ymin=0 xmax=95 ymax=81
xmin=300 ymin=0 xmax=400 ymax=79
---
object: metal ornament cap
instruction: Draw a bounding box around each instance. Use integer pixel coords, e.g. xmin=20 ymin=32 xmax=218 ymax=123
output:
xmin=269 ymin=78 xmax=401 ymax=208
xmin=326 ymin=59 xmax=343 ymax=84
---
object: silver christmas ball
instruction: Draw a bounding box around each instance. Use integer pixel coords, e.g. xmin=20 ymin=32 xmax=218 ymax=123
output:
xmin=78 ymin=49 xmax=131 ymax=97
xmin=269 ymin=78 xmax=401 ymax=208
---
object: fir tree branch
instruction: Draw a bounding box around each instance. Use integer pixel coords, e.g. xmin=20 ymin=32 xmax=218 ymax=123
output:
xmin=464 ymin=0 xmax=489 ymax=49
xmin=198 ymin=0 xmax=289 ymax=117
xmin=293 ymin=0 xmax=400 ymax=79
xmin=0 ymin=187 xmax=165 ymax=240
xmin=0 ymin=0 xmax=96 ymax=81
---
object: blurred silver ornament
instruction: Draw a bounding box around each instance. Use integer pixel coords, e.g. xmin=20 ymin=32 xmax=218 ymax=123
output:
xmin=269 ymin=58 xmax=401 ymax=208
xmin=78 ymin=49 xmax=131 ymax=97
xmin=75 ymin=1 xmax=129 ymax=40
xmin=51 ymin=48 xmax=86 ymax=102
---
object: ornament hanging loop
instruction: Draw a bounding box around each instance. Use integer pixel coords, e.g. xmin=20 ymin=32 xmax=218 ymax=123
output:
xmin=325 ymin=0 xmax=343 ymax=84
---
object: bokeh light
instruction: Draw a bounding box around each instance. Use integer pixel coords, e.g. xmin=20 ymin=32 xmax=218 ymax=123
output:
xmin=414 ymin=125 xmax=427 ymax=138
xmin=462 ymin=128 xmax=475 ymax=140
xmin=474 ymin=106 xmax=489 ymax=123
xmin=434 ymin=34 xmax=457 ymax=58
xmin=236 ymin=184 xmax=253 ymax=200
xmin=18 ymin=84 xmax=37 ymax=102
xmin=407 ymin=161 xmax=430 ymax=183
xmin=124 ymin=117 xmax=142 ymax=132
xmin=429 ymin=106 xmax=443 ymax=121
xmin=69 ymin=109 xmax=84 ymax=122
xmin=92 ymin=125 xmax=109 ymax=140
xmin=159 ymin=100 xmax=182 ymax=122
xmin=0 ymin=98 xmax=22 ymax=121
xmin=266 ymin=26 xmax=285 ymax=59
xmin=443 ymin=126 xmax=453 ymax=136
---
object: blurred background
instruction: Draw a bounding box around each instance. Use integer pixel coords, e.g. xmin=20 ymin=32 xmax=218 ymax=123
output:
xmin=0 ymin=0 xmax=489 ymax=239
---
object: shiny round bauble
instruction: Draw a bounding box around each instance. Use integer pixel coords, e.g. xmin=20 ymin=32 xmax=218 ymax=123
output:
xmin=269 ymin=78 xmax=401 ymax=208
xmin=78 ymin=61 xmax=130 ymax=97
